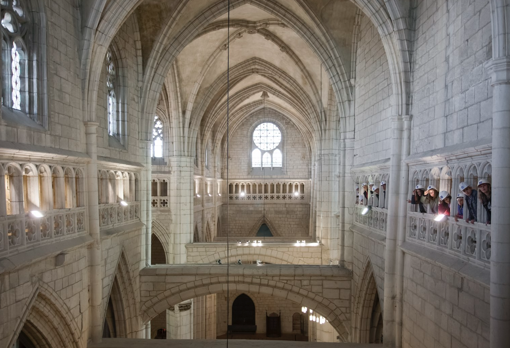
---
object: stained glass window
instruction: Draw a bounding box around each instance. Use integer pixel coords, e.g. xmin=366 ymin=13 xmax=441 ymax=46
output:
xmin=253 ymin=123 xmax=281 ymax=151
xmin=151 ymin=116 xmax=163 ymax=158
xmin=11 ymin=41 xmax=20 ymax=109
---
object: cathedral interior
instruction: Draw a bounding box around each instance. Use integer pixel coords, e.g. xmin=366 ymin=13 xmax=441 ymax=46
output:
xmin=1 ymin=0 xmax=509 ymax=347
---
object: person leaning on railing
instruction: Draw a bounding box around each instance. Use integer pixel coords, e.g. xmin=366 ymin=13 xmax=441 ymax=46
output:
xmin=459 ymin=182 xmax=477 ymax=224
xmin=454 ymin=193 xmax=464 ymax=221
xmin=438 ymin=191 xmax=451 ymax=216
xmin=408 ymin=184 xmax=427 ymax=213
xmin=477 ymin=179 xmax=491 ymax=225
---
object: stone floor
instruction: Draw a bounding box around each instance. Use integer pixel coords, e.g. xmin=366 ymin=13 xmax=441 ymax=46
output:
xmin=90 ymin=339 xmax=383 ymax=348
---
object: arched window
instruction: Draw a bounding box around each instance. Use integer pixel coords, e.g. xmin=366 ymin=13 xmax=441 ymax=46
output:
xmin=2 ymin=0 xmax=47 ymax=126
xmin=273 ymin=149 xmax=282 ymax=167
xmin=151 ymin=116 xmax=163 ymax=158
xmin=252 ymin=149 xmax=261 ymax=167
xmin=2 ymin=1 xmax=28 ymax=112
xmin=262 ymin=152 xmax=271 ymax=167
xmin=251 ymin=122 xmax=283 ymax=169
xmin=106 ymin=49 xmax=118 ymax=137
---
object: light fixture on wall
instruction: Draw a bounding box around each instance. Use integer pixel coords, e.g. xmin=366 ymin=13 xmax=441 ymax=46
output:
xmin=30 ymin=210 xmax=44 ymax=218
xmin=361 ymin=206 xmax=372 ymax=215
xmin=216 ymin=259 xmax=222 ymax=265
xmin=196 ymin=194 xmax=201 ymax=198
xmin=256 ymin=260 xmax=262 ymax=266
xmin=301 ymin=306 xmax=308 ymax=313
xmin=120 ymin=200 xmax=128 ymax=207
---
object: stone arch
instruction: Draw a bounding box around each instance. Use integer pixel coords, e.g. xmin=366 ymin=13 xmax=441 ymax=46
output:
xmin=151 ymin=220 xmax=171 ymax=260
xmin=103 ymin=250 xmax=140 ymax=338
xmin=7 ymin=282 xmax=81 ymax=348
xmin=352 ymin=259 xmax=382 ymax=343
xmin=141 ymin=275 xmax=349 ymax=340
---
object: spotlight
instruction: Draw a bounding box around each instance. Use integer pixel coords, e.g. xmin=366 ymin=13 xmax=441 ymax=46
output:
xmin=196 ymin=194 xmax=201 ymax=198
xmin=216 ymin=259 xmax=222 ymax=265
xmin=302 ymin=306 xmax=308 ymax=313
xmin=30 ymin=210 xmax=44 ymax=218
xmin=361 ymin=206 xmax=372 ymax=215
xmin=240 ymin=191 xmax=245 ymax=197
xmin=120 ymin=200 xmax=128 ymax=207
xmin=237 ymin=259 xmax=242 ymax=265
xmin=294 ymin=191 xmax=299 ymax=196
xmin=237 ymin=241 xmax=242 ymax=245
xmin=218 ymin=193 xmax=222 ymax=196
xmin=256 ymin=260 xmax=262 ymax=266
xmin=208 ymin=193 xmax=212 ymax=197
xmin=434 ymin=214 xmax=446 ymax=222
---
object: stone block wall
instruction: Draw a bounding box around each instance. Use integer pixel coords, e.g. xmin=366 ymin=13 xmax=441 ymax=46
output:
xmin=354 ymin=14 xmax=392 ymax=166
xmin=410 ymin=0 xmax=492 ymax=154
xmin=218 ymin=203 xmax=310 ymax=237
xmin=402 ymin=253 xmax=489 ymax=348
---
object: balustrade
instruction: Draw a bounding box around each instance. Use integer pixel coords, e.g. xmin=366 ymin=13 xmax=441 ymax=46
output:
xmin=227 ymin=180 xmax=309 ymax=203
xmin=0 ymin=207 xmax=86 ymax=257
xmin=99 ymin=202 xmax=140 ymax=228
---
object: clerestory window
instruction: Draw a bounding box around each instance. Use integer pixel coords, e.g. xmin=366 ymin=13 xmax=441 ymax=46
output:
xmin=251 ymin=122 xmax=283 ymax=168
xmin=1 ymin=0 xmax=47 ymax=127
xmin=151 ymin=115 xmax=163 ymax=158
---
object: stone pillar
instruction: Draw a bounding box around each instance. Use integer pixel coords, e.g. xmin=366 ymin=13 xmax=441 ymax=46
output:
xmin=315 ymin=150 xmax=339 ymax=264
xmin=338 ymin=138 xmax=355 ymax=269
xmin=383 ymin=115 xmax=411 ymax=348
xmin=141 ymin=140 xmax=151 ymax=267
xmin=84 ymin=122 xmax=103 ymax=343
xmin=168 ymin=156 xmax=194 ymax=264
xmin=167 ymin=301 xmax=193 ymax=339
xmin=488 ymin=57 xmax=510 ymax=348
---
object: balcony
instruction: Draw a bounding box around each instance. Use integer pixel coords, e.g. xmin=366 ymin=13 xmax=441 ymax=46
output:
xmin=99 ymin=202 xmax=140 ymax=229
xmin=407 ymin=211 xmax=490 ymax=267
xmin=227 ymin=180 xmax=310 ymax=203
xmin=0 ymin=207 xmax=87 ymax=257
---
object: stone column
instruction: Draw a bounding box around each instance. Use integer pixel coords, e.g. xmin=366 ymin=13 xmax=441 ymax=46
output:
xmin=141 ymin=140 xmax=151 ymax=267
xmin=84 ymin=122 xmax=103 ymax=343
xmin=315 ymin=149 xmax=339 ymax=264
xmin=337 ymin=138 xmax=355 ymax=269
xmin=383 ymin=115 xmax=411 ymax=348
xmin=168 ymin=156 xmax=194 ymax=264
xmin=167 ymin=301 xmax=193 ymax=339
xmin=488 ymin=57 xmax=510 ymax=348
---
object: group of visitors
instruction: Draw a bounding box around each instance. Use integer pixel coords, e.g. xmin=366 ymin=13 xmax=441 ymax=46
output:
xmin=356 ymin=181 xmax=387 ymax=207
xmin=408 ymin=179 xmax=491 ymax=224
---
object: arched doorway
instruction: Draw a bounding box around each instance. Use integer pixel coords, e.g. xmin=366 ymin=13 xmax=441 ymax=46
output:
xmin=14 ymin=330 xmax=39 ymax=348
xmin=151 ymin=233 xmax=167 ymax=338
xmin=232 ymin=294 xmax=255 ymax=326
xmin=369 ymin=292 xmax=383 ymax=343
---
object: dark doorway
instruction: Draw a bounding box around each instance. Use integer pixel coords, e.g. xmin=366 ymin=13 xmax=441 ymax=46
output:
xmin=232 ymin=294 xmax=256 ymax=326
xmin=370 ymin=292 xmax=383 ymax=343
xmin=16 ymin=331 xmax=37 ymax=348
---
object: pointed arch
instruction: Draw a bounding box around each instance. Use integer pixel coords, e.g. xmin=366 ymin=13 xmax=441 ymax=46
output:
xmin=7 ymin=282 xmax=81 ymax=348
xmin=249 ymin=217 xmax=280 ymax=237
xmin=352 ymin=259 xmax=383 ymax=343
xmin=103 ymin=250 xmax=141 ymax=338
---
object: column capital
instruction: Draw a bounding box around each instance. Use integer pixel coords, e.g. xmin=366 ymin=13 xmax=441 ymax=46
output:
xmin=487 ymin=57 xmax=510 ymax=86
xmin=84 ymin=122 xmax=99 ymax=134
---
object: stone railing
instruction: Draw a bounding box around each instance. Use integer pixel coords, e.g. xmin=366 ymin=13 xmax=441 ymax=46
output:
xmin=99 ymin=202 xmax=140 ymax=229
xmin=227 ymin=180 xmax=310 ymax=203
xmin=407 ymin=211 xmax=491 ymax=266
xmin=0 ymin=207 xmax=87 ymax=257
xmin=151 ymin=197 xmax=169 ymax=209
xmin=353 ymin=206 xmax=387 ymax=234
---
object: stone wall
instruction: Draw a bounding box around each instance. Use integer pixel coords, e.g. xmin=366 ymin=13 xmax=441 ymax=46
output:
xmin=218 ymin=203 xmax=310 ymax=238
xmin=402 ymin=253 xmax=490 ymax=348
xmin=354 ymin=14 xmax=392 ymax=166
xmin=410 ymin=0 xmax=492 ymax=154
xmin=225 ymin=108 xmax=311 ymax=179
